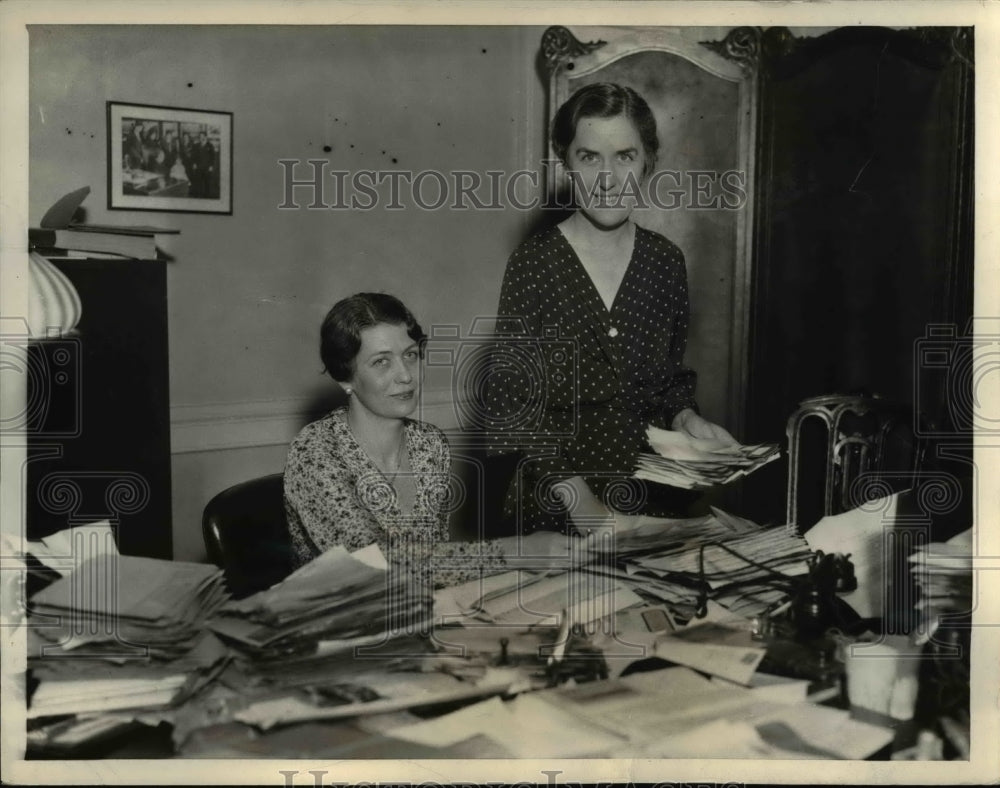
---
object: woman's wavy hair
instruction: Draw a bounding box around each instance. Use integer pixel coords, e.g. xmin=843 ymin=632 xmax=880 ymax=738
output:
xmin=320 ymin=292 xmax=426 ymax=382
xmin=551 ymin=82 xmax=659 ymax=176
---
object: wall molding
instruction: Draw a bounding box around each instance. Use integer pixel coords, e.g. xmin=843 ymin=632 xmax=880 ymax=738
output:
xmin=170 ymin=387 xmax=466 ymax=454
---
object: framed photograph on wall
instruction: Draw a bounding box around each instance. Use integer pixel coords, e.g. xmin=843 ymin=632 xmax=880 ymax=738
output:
xmin=107 ymin=101 xmax=232 ymax=214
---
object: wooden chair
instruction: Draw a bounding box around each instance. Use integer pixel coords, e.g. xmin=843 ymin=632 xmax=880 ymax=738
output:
xmin=785 ymin=394 xmax=928 ymax=531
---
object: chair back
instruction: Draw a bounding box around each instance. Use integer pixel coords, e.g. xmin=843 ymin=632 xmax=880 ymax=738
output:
xmin=786 ymin=394 xmax=927 ymax=531
xmin=202 ymin=473 xmax=292 ymax=598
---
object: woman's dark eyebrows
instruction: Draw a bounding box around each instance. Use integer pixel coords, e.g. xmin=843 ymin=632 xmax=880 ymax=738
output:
xmin=365 ymin=344 xmax=417 ymax=360
xmin=574 ymin=145 xmax=638 ymax=154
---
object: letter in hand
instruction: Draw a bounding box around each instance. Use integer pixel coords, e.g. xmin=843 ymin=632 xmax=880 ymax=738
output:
xmin=671 ymin=407 xmax=738 ymax=446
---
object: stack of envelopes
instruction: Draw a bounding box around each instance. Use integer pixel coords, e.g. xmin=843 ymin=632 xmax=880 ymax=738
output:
xmin=27 ymin=631 xmax=229 ymax=721
xmin=909 ymin=528 xmax=973 ymax=644
xmin=436 ymin=568 xmax=643 ymax=628
xmin=30 ymin=555 xmax=229 ymax=660
xmin=585 ymin=508 xmax=813 ymax=620
xmin=27 ymin=554 xmax=230 ymax=734
xmin=634 ymin=426 xmax=780 ymax=489
xmin=207 ymin=544 xmax=431 ymax=665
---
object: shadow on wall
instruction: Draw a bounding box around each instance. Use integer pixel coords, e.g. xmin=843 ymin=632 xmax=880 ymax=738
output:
xmin=299 ymin=387 xmax=349 ymax=431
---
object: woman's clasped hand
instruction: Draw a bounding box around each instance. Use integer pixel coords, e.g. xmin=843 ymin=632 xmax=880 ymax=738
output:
xmin=671 ymin=407 xmax=739 ymax=446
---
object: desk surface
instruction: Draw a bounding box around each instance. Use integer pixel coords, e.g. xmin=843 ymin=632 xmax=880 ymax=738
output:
xmin=24 ymin=627 xmax=925 ymax=761
xmin=20 ymin=520 xmax=968 ymax=761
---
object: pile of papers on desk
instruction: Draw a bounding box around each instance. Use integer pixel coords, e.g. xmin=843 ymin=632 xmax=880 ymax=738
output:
xmin=27 ymin=629 xmax=228 ymax=721
xmin=205 ymin=542 xmax=440 ymax=720
xmin=19 ymin=524 xmax=230 ymax=748
xmin=434 ymin=509 xmax=812 ymax=629
xmin=208 ymin=544 xmax=429 ymax=661
xmin=635 ymin=426 xmax=780 ymax=489
xmin=434 ymin=567 xmax=644 ymax=629
xmin=191 ymin=543 xmax=545 ymax=737
xmin=910 ymin=527 xmax=973 ymax=644
xmin=588 ymin=508 xmax=813 ymax=620
xmin=29 ymin=554 xmax=229 ymax=662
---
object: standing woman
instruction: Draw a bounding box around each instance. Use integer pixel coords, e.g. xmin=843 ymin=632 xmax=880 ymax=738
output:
xmin=487 ymin=82 xmax=735 ymax=535
xmin=284 ymin=292 xmax=579 ymax=587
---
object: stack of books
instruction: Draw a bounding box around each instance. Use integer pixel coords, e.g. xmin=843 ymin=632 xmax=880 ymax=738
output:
xmin=29 ymin=223 xmax=177 ymax=259
xmin=634 ymin=426 xmax=781 ymax=489
xmin=28 ymin=185 xmax=179 ymax=259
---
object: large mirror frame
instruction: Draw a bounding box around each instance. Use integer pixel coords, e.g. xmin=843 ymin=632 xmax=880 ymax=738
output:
xmin=541 ymin=25 xmax=759 ymax=440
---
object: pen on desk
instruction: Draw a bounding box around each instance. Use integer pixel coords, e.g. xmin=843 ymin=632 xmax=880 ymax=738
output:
xmin=548 ymin=609 xmax=571 ymax=666
xmin=769 ymin=599 xmax=792 ymax=618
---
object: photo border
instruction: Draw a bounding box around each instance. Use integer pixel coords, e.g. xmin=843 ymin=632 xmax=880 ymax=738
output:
xmin=107 ymin=100 xmax=232 ymax=215
xmin=1 ymin=2 xmax=998 ymax=786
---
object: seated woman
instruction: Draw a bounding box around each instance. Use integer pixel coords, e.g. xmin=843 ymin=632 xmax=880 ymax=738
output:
xmin=284 ymin=292 xmax=575 ymax=588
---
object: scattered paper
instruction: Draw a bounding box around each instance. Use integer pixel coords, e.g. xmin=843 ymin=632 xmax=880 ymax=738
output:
xmin=470 ymin=571 xmax=643 ymax=627
xmin=39 ymin=520 xmax=118 ymax=560
xmin=386 ymin=695 xmax=508 ymax=748
xmin=28 ymin=675 xmax=189 ymax=718
xmin=545 ymin=665 xmax=760 ymax=746
xmin=753 ymin=701 xmax=896 ymax=759
xmin=636 ymin=426 xmax=780 ymax=489
xmin=233 ymin=674 xmax=515 ymax=731
xmin=713 ymin=671 xmax=811 ymax=705
xmin=640 ymin=717 xmax=818 ymax=759
xmin=654 ymin=619 xmax=766 ymax=685
xmin=387 ymin=693 xmax=627 ymax=757
xmin=805 ymin=493 xmax=902 ymax=618
xmin=908 ymin=527 xmax=973 ymax=642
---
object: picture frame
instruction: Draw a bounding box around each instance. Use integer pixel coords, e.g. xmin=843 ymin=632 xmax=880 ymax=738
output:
xmin=107 ymin=101 xmax=232 ymax=214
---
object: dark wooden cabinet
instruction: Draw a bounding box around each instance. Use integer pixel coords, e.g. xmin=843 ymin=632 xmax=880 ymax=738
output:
xmin=26 ymin=257 xmax=172 ymax=559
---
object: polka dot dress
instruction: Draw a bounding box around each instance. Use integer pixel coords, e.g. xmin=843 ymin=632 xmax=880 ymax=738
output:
xmin=484 ymin=223 xmax=699 ymax=531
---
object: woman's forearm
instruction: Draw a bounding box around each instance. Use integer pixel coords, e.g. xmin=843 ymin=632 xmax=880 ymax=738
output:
xmin=551 ymin=475 xmax=615 ymax=530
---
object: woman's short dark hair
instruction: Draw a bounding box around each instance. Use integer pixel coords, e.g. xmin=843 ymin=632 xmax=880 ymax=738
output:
xmin=320 ymin=292 xmax=426 ymax=382
xmin=551 ymin=82 xmax=659 ymax=175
